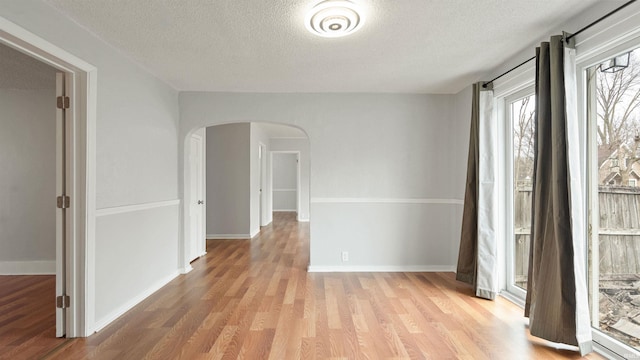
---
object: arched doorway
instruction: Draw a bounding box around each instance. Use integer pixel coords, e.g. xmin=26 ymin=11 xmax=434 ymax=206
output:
xmin=182 ymin=122 xmax=310 ymax=269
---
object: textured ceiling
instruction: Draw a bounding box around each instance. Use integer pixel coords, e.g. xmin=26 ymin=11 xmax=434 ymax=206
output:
xmin=45 ymin=0 xmax=613 ymax=94
xmin=0 ymin=42 xmax=56 ymax=90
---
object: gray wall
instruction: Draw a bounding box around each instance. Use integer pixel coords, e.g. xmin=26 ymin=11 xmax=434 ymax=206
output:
xmin=180 ymin=92 xmax=465 ymax=270
xmin=270 ymin=138 xmax=311 ymax=221
xmin=0 ymin=2 xmax=179 ymax=207
xmin=206 ymin=123 xmax=251 ymax=237
xmin=0 ymin=0 xmax=181 ymax=331
xmin=0 ymin=88 xmax=56 ymax=273
xmin=206 ymin=123 xmax=309 ymax=236
xmin=449 ymin=85 xmax=473 ymax=266
xmin=272 ymin=153 xmax=298 ymax=211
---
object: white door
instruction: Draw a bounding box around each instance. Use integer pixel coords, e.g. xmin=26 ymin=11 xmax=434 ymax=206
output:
xmin=259 ymin=143 xmax=266 ymax=226
xmin=295 ymin=153 xmax=300 ymax=215
xmin=55 ymin=72 xmax=70 ymax=337
xmin=189 ymin=133 xmax=205 ymax=261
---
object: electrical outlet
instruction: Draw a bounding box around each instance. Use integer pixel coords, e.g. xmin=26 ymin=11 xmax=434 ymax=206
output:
xmin=341 ymin=251 xmax=349 ymax=262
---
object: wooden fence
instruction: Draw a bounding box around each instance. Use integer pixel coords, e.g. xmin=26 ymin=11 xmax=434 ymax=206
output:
xmin=515 ymin=186 xmax=640 ymax=286
xmin=514 ymin=187 xmax=531 ymax=287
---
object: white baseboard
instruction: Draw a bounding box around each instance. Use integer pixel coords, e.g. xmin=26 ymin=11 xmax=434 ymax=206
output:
xmin=207 ymin=234 xmax=252 ymax=239
xmin=0 ymin=260 xmax=55 ymax=275
xmin=92 ymin=270 xmax=180 ymax=333
xmin=297 ymin=217 xmax=310 ymax=222
xmin=206 ymin=230 xmax=261 ymax=239
xmin=307 ymin=265 xmax=456 ymax=273
xmin=187 ymin=252 xmax=207 ymax=264
xmin=273 ymin=208 xmax=296 ymax=211
xmin=181 ymin=265 xmax=193 ymax=274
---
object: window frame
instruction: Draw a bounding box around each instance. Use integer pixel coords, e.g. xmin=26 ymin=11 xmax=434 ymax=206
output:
xmin=491 ymin=3 xmax=640 ymax=356
xmin=578 ymin=32 xmax=640 ymax=360
xmin=492 ymin=59 xmax=535 ymax=305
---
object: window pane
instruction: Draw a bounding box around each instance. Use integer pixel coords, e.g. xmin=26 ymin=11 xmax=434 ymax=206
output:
xmin=512 ymin=94 xmax=535 ymax=290
xmin=589 ymin=46 xmax=640 ymax=350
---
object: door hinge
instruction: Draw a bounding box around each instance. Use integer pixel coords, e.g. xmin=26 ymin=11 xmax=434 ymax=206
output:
xmin=56 ymin=295 xmax=70 ymax=309
xmin=57 ymin=195 xmax=70 ymax=209
xmin=57 ymin=96 xmax=70 ymax=109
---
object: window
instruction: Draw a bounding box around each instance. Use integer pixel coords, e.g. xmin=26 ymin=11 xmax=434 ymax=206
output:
xmin=505 ymin=88 xmax=535 ymax=297
xmin=491 ymin=5 xmax=640 ymax=357
xmin=587 ymin=46 xmax=640 ymax=352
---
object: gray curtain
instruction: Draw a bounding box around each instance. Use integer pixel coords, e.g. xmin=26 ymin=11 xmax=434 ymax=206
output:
xmin=457 ymin=83 xmax=480 ymax=287
xmin=525 ymin=34 xmax=592 ymax=355
xmin=457 ymin=82 xmax=498 ymax=301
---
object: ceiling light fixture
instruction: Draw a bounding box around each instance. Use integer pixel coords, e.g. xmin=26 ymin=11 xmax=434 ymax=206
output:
xmin=305 ymin=0 xmax=365 ymax=38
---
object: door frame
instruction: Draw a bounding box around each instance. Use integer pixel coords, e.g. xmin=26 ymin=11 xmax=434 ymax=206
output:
xmin=270 ymin=151 xmax=301 ymax=216
xmin=0 ymin=17 xmax=97 ymax=337
xmin=55 ymin=72 xmax=69 ymax=337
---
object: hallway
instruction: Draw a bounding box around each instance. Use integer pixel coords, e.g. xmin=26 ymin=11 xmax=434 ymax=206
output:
xmin=6 ymin=212 xmax=601 ymax=359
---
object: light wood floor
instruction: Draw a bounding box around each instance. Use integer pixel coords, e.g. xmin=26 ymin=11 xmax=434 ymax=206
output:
xmin=0 ymin=275 xmax=69 ymax=360
xmin=2 ymin=212 xmax=604 ymax=359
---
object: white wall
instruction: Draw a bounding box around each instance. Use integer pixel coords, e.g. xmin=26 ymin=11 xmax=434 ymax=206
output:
xmin=270 ymin=138 xmax=310 ymax=221
xmin=0 ymin=1 xmax=181 ymax=332
xmin=95 ymin=202 xmax=179 ymax=330
xmin=272 ymin=153 xmax=298 ymax=211
xmin=180 ymin=92 xmax=464 ymax=271
xmin=0 ymin=88 xmax=56 ymax=274
xmin=205 ymin=123 xmax=251 ymax=237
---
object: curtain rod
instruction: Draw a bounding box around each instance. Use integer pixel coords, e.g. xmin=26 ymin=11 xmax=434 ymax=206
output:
xmin=482 ymin=0 xmax=637 ymax=88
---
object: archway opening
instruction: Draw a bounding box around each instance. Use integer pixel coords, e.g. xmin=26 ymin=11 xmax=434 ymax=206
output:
xmin=183 ymin=122 xmax=310 ymax=269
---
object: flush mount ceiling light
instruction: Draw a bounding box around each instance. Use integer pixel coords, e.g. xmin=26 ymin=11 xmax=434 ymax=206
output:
xmin=305 ymin=0 xmax=365 ymax=38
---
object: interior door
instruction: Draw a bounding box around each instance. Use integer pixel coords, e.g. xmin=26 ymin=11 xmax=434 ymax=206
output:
xmin=296 ymin=153 xmax=300 ymax=216
xmin=55 ymin=72 xmax=68 ymax=337
xmin=189 ymin=133 xmax=205 ymax=261
xmin=259 ymin=144 xmax=265 ymax=226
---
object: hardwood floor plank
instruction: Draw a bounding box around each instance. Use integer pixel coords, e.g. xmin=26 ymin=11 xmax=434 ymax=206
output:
xmin=0 ymin=275 xmax=63 ymax=360
xmin=207 ymin=325 xmax=238 ymax=360
xmin=1 ymin=212 xmax=607 ymax=359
